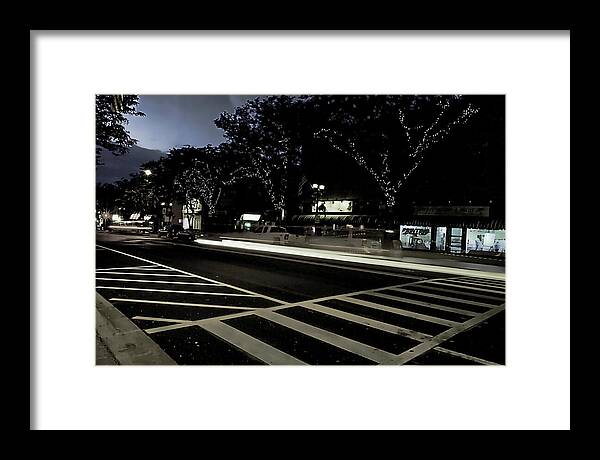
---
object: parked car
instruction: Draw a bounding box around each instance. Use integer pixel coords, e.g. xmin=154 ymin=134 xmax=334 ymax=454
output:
xmin=175 ymin=228 xmax=197 ymax=242
xmin=158 ymin=223 xmax=184 ymax=239
xmin=251 ymin=225 xmax=290 ymax=243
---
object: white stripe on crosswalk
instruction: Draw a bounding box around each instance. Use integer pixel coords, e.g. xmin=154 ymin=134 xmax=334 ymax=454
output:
xmin=427 ymin=279 xmax=505 ymax=294
xmin=97 ymin=286 xmax=256 ymax=296
xmin=199 ymin=321 xmax=307 ymax=365
xmin=103 ymin=267 xmax=173 ymax=271
xmin=389 ymin=287 xmax=498 ymax=309
xmin=300 ymin=302 xmax=432 ymax=342
xmin=409 ymin=284 xmax=505 ymax=302
xmin=96 ymin=265 xmax=161 ymax=271
xmin=255 ymin=309 xmax=399 ymax=364
xmin=452 ymin=278 xmax=506 ymax=288
xmin=132 ymin=316 xmax=192 ymax=324
xmin=390 ymin=306 xmax=505 ymax=365
xmin=367 ymin=292 xmax=478 ymax=317
xmin=96 ymin=272 xmax=195 ymax=277
xmin=109 ymin=298 xmax=257 ymax=311
xmin=435 ymin=347 xmax=500 ymax=365
xmin=340 ymin=296 xmax=459 ymax=327
xmin=96 ymin=278 xmax=219 ymax=286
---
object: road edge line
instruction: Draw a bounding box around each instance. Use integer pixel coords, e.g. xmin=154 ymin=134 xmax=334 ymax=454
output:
xmin=95 ymin=292 xmax=176 ymax=365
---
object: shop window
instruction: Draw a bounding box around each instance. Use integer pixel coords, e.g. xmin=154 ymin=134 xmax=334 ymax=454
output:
xmin=436 ymin=227 xmax=447 ymax=251
xmin=400 ymin=225 xmax=432 ymax=250
xmin=450 ymin=228 xmax=463 ymax=253
xmin=466 ymin=229 xmax=506 ymax=253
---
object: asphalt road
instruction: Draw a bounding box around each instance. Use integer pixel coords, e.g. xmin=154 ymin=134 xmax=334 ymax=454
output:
xmin=96 ymin=231 xmax=506 ymax=365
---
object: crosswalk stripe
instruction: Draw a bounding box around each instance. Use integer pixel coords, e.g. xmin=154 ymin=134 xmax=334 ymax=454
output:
xmin=434 ymin=347 xmax=500 ymax=365
xmin=97 ymin=244 xmax=286 ymax=304
xmin=199 ymin=321 xmax=307 ymax=365
xmin=96 ymin=272 xmax=195 ymax=277
xmin=367 ymin=292 xmax=478 ymax=317
xmin=389 ymin=287 xmax=499 ymax=309
xmin=301 ymin=302 xmax=432 ymax=342
xmin=410 ymin=284 xmax=505 ymax=302
xmin=255 ymin=310 xmax=399 ymax=364
xmin=103 ymin=267 xmax=173 ymax=271
xmin=132 ymin=316 xmax=192 ymax=324
xmin=97 ymin=286 xmax=256 ymax=296
xmin=96 ymin=265 xmax=161 ymax=271
xmin=452 ymin=278 xmax=506 ymax=288
xmin=427 ymin=279 xmax=505 ymax=294
xmin=339 ymin=296 xmax=459 ymax=327
xmin=96 ymin=278 xmax=219 ymax=286
xmin=390 ymin=306 xmax=505 ymax=365
xmin=109 ymin=298 xmax=257 ymax=310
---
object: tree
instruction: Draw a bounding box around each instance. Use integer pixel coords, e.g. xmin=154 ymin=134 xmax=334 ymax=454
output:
xmin=214 ymin=96 xmax=307 ymax=220
xmin=312 ymin=95 xmax=479 ymax=210
xmin=96 ymin=95 xmax=145 ymax=165
xmin=167 ymin=144 xmax=250 ymax=226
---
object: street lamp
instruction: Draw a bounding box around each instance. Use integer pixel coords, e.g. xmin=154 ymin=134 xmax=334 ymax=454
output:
xmin=143 ymin=169 xmax=152 ymax=176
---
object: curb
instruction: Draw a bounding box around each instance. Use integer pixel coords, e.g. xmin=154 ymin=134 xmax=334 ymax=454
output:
xmin=95 ymin=292 xmax=176 ymax=365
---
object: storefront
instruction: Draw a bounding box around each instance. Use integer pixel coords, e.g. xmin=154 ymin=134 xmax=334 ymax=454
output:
xmin=399 ymin=205 xmax=505 ymax=256
xmin=399 ymin=225 xmax=432 ymax=250
xmin=466 ymin=228 xmax=506 ymax=254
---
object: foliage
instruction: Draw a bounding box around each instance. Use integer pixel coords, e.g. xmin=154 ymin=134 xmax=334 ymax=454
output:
xmin=214 ymin=96 xmax=309 ymax=212
xmin=96 ymin=95 xmax=145 ymax=165
xmin=311 ymin=95 xmax=479 ymax=210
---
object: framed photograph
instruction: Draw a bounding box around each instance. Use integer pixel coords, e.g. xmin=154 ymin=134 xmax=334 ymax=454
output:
xmin=31 ymin=28 xmax=570 ymax=430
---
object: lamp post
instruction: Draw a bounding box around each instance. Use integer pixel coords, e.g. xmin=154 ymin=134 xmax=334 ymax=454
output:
xmin=311 ymin=183 xmax=325 ymax=231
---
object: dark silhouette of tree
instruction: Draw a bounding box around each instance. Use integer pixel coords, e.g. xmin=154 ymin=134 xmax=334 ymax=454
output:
xmin=96 ymin=95 xmax=145 ymax=165
xmin=214 ymin=96 xmax=308 ymax=219
xmin=167 ymin=144 xmax=250 ymax=225
xmin=311 ymin=95 xmax=479 ymax=210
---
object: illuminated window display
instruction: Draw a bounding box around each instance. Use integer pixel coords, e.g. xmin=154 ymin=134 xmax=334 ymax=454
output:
xmin=435 ymin=227 xmax=447 ymax=251
xmin=450 ymin=227 xmax=463 ymax=253
xmin=311 ymin=200 xmax=353 ymax=213
xmin=399 ymin=225 xmax=432 ymax=250
xmin=466 ymin=228 xmax=506 ymax=253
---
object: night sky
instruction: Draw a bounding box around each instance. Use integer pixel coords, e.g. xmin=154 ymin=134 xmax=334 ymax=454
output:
xmin=125 ymin=95 xmax=260 ymax=151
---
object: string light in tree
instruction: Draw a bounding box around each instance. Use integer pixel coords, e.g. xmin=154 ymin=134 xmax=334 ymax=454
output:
xmin=315 ymin=95 xmax=479 ymax=210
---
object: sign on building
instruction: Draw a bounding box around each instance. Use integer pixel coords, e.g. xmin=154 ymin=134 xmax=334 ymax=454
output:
xmin=414 ymin=206 xmax=490 ymax=217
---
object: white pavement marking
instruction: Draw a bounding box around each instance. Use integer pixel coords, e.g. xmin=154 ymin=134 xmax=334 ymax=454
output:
xmin=300 ymin=302 xmax=432 ymax=342
xmin=194 ymin=238 xmax=505 ymax=280
xmin=102 ymin=267 xmax=173 ymax=271
xmin=97 ymin=249 xmax=503 ymax=366
xmin=389 ymin=306 xmax=505 ymax=365
xmin=132 ymin=316 xmax=192 ymax=324
xmin=144 ymin=310 xmax=260 ymax=334
xmin=452 ymin=277 xmax=506 ymax=287
xmin=366 ymin=292 xmax=478 ymax=317
xmin=96 ymin=244 xmax=285 ymax=304
xmin=96 ymin=272 xmax=195 ymax=277
xmin=340 ymin=296 xmax=459 ymax=327
xmin=389 ymin=287 xmax=499 ymax=309
xmin=109 ymin=298 xmax=257 ymax=311
xmin=96 ymin=278 xmax=220 ymax=286
xmin=199 ymin=321 xmax=307 ymax=365
xmin=427 ymin=279 xmax=506 ymax=294
xmin=141 ymin=279 xmax=442 ymax=335
xmin=434 ymin=347 xmax=500 ymax=365
xmin=409 ymin=284 xmax=505 ymax=302
xmin=96 ymin=265 xmax=161 ymax=271
xmin=96 ymin=286 xmax=256 ymax=296
xmin=255 ymin=309 xmax=399 ymax=364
